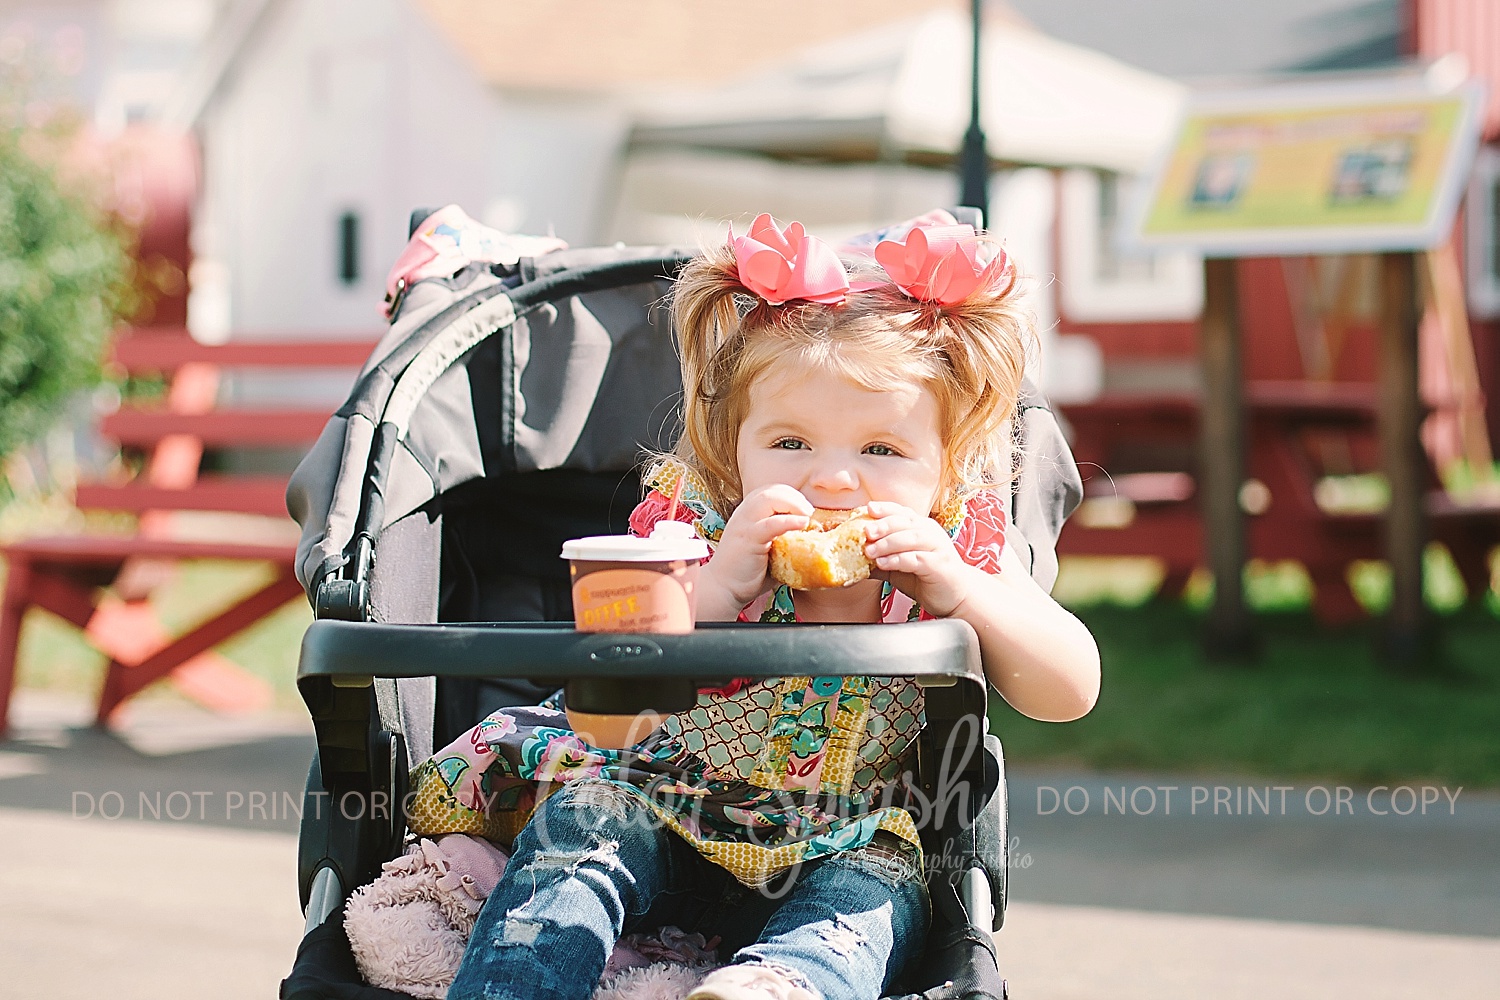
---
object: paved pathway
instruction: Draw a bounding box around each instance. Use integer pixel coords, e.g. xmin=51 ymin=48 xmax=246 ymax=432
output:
xmin=994 ymin=901 xmax=1500 ymax=1000
xmin=0 ymin=807 xmax=301 ymax=1000
xmin=0 ymin=690 xmax=313 ymax=834
xmin=1003 ymin=769 xmax=1499 ymax=937
xmin=2 ymin=691 xmax=1497 ymax=998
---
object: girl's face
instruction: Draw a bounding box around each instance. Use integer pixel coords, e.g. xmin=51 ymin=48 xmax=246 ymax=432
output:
xmin=735 ymin=360 xmax=945 ymax=514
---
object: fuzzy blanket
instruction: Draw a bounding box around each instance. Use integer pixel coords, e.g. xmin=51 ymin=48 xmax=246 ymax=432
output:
xmin=344 ymin=834 xmax=720 ymax=1000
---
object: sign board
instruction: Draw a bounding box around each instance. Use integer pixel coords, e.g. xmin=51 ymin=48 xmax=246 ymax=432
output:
xmin=1128 ymin=79 xmax=1486 ymax=256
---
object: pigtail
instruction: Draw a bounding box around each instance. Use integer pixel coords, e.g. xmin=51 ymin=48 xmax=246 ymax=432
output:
xmin=906 ymin=262 xmax=1035 ymax=503
xmin=666 ymin=245 xmax=760 ymax=513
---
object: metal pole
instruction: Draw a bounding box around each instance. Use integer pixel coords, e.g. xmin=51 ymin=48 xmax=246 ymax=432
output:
xmin=1199 ymin=257 xmax=1256 ymax=659
xmin=959 ymin=0 xmax=988 ymax=221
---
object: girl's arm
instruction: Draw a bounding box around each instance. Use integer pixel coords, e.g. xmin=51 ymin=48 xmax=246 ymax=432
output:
xmin=945 ymin=546 xmax=1100 ymax=722
xmin=864 ymin=502 xmax=1100 ymax=722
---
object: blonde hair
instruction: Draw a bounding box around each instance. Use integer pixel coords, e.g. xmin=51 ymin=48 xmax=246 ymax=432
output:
xmin=668 ymin=241 xmax=1033 ymax=516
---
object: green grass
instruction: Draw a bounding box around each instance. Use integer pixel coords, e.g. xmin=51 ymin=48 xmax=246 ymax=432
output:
xmin=993 ymin=599 xmax=1500 ymax=788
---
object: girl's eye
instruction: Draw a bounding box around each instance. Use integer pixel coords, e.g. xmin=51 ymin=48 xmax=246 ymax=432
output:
xmin=864 ymin=443 xmax=900 ymax=457
xmin=772 ymin=438 xmax=807 ymax=450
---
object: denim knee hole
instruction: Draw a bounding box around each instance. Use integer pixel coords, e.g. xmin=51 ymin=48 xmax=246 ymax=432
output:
xmin=520 ymin=833 xmax=626 ymax=878
xmin=500 ymin=916 xmax=542 ymax=946
xmin=558 ymin=780 xmax=635 ymax=823
xmin=740 ymin=960 xmax=819 ymax=997
xmin=814 ymin=914 xmax=868 ymax=958
xmin=833 ymin=841 xmax=924 ymax=890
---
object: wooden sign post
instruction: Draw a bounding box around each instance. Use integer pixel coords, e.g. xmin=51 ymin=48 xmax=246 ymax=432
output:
xmin=1199 ymin=257 xmax=1256 ymax=657
xmin=1377 ymin=252 xmax=1429 ymax=658
xmin=1128 ymin=77 xmax=1484 ymax=665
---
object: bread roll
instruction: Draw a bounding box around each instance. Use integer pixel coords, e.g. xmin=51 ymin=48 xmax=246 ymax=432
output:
xmin=769 ymin=507 xmax=874 ymax=590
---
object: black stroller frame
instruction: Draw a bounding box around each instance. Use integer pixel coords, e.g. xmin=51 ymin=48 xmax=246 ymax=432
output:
xmin=282 ymin=209 xmax=1082 ymax=1000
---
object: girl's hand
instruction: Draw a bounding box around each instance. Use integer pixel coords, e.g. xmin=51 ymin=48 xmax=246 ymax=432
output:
xmin=863 ymin=501 xmax=978 ymax=618
xmin=696 ymin=484 xmax=813 ymax=619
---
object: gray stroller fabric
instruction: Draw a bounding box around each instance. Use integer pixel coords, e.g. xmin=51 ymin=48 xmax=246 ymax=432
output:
xmin=1009 ymin=387 xmax=1084 ymax=591
xmin=286 ymin=248 xmax=691 ymax=761
xmin=287 ymin=248 xmax=687 ymax=601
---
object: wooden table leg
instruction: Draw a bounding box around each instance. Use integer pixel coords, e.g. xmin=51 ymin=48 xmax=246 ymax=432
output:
xmin=0 ymin=559 xmax=34 ymax=737
xmin=2 ymin=563 xmax=118 ymax=736
xmin=1199 ymin=257 xmax=1257 ymax=658
xmin=96 ymin=568 xmax=305 ymax=724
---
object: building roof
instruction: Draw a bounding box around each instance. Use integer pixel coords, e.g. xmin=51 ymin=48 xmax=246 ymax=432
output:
xmin=1002 ymin=0 xmax=1403 ymax=80
xmin=414 ymin=0 xmax=967 ymax=91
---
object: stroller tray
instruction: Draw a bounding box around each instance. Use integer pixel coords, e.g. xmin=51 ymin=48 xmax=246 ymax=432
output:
xmin=298 ymin=618 xmax=985 ymax=715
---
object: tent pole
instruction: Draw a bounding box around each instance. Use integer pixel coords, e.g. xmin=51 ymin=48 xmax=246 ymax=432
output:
xmin=959 ymin=0 xmax=988 ymax=220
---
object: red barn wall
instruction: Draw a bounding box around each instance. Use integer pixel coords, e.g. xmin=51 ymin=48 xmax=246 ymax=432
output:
xmin=1413 ymin=0 xmax=1500 ymax=443
xmin=1412 ymin=0 xmax=1500 ymax=140
xmin=1057 ymin=259 xmax=1381 ymax=381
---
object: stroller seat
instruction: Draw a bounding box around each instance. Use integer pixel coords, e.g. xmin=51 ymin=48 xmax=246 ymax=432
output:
xmin=280 ymin=208 xmax=1082 ymax=1000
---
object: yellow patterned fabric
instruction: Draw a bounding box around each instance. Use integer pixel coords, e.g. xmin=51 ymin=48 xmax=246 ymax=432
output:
xmin=406 ymin=672 xmax=928 ymax=889
xmin=638 ymin=796 xmax=923 ymax=888
xmin=407 ymin=758 xmax=532 ymax=845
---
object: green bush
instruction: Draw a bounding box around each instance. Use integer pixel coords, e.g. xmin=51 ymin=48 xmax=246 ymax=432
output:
xmin=0 ymin=123 xmax=131 ymax=461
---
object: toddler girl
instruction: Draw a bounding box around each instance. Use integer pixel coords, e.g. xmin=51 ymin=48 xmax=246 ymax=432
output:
xmin=414 ymin=213 xmax=1100 ymax=1000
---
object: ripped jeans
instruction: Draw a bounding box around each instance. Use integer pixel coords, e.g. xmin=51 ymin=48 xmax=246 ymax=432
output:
xmin=448 ymin=779 xmax=929 ymax=1000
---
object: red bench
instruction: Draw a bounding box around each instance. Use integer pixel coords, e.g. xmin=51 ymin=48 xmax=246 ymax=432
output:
xmin=1058 ymin=381 xmax=1500 ymax=623
xmin=0 ymin=330 xmax=378 ymax=735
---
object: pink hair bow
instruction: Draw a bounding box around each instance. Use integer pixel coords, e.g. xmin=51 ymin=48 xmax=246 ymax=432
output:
xmin=729 ymin=214 xmax=850 ymax=306
xmin=874 ymin=224 xmax=1009 ymax=307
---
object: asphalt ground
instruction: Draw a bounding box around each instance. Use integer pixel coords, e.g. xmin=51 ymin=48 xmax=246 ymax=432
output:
xmin=2 ymin=691 xmax=1496 ymax=999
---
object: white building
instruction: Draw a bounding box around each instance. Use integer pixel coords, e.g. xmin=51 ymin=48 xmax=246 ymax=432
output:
xmin=177 ymin=0 xmax=584 ymax=338
xmin=173 ymin=0 xmax=957 ymax=338
xmin=64 ymin=0 xmax=1203 ymax=406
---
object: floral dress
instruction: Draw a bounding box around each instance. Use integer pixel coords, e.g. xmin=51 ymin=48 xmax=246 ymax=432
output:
xmin=406 ymin=467 xmax=1008 ymax=888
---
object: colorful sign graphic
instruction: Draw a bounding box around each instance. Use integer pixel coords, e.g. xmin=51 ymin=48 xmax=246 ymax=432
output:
xmin=1130 ymin=81 xmax=1486 ymax=255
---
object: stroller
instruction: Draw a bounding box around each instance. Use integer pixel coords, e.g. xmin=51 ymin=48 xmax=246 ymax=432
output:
xmin=280 ymin=207 xmax=1083 ymax=1000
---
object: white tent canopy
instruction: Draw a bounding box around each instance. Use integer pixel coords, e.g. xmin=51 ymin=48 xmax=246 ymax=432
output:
xmin=629 ymin=10 xmax=1187 ymax=175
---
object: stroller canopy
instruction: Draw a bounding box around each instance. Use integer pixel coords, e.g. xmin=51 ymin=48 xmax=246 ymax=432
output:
xmin=287 ymin=242 xmax=1081 ymax=622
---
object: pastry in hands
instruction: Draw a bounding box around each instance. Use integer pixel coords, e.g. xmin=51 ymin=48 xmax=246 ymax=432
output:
xmin=769 ymin=507 xmax=875 ymax=590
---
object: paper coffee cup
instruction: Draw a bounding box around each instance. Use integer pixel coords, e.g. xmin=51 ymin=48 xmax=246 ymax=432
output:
xmin=561 ymin=521 xmax=708 ymax=633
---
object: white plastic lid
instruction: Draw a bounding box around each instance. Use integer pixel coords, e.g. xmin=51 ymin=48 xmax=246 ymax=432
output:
xmin=561 ymin=520 xmax=709 ymax=562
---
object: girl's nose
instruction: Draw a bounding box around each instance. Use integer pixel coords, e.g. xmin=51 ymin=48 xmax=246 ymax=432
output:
xmin=809 ymin=460 xmax=859 ymax=494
